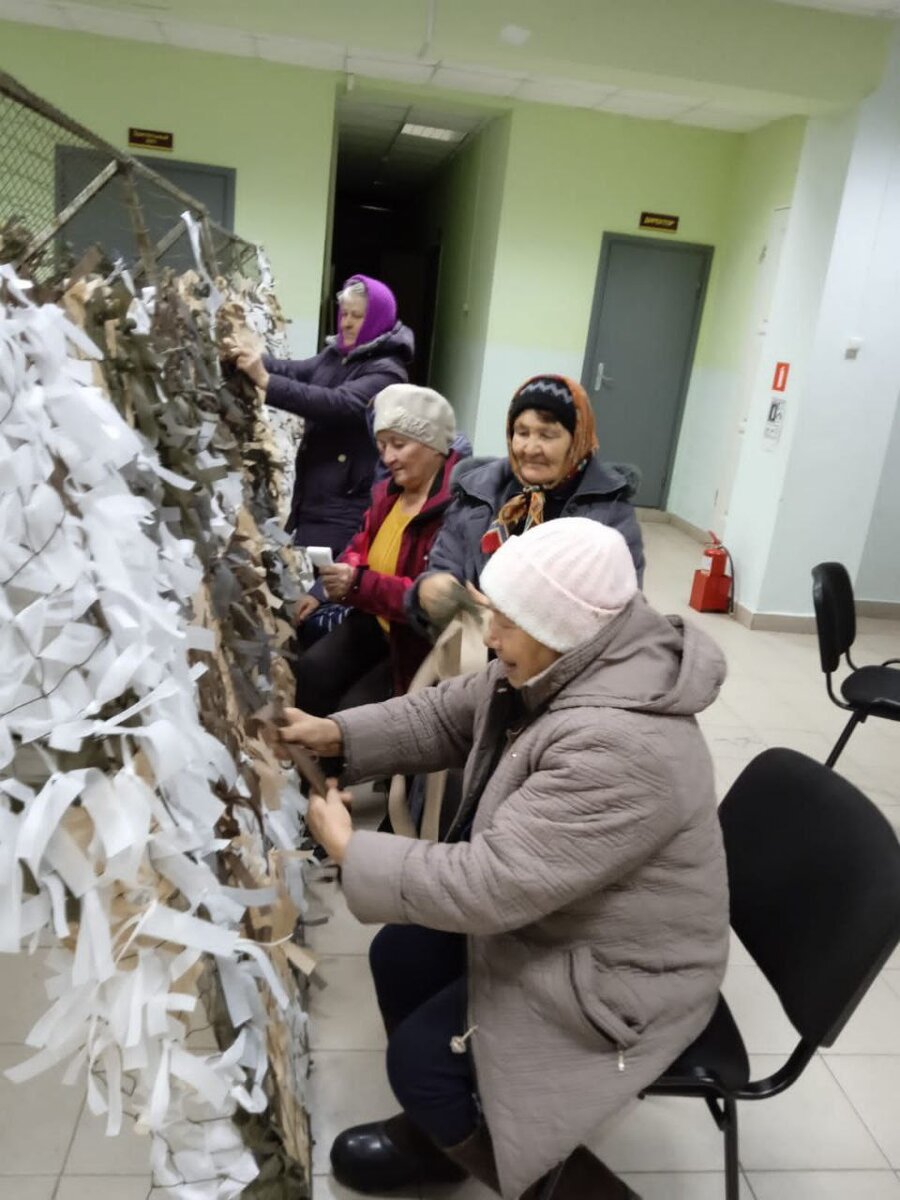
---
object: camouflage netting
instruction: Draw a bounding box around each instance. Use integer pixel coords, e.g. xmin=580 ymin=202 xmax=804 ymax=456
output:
xmin=0 ymin=65 xmax=317 ymax=1200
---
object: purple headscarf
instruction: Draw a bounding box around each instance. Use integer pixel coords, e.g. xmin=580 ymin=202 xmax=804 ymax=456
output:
xmin=336 ymin=274 xmax=397 ymax=352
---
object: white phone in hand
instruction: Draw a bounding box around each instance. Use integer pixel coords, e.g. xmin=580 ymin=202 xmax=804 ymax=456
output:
xmin=307 ymin=546 xmax=334 ymax=569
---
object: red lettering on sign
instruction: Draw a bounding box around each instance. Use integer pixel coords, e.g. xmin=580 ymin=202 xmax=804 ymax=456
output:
xmin=772 ymin=361 xmax=790 ymax=392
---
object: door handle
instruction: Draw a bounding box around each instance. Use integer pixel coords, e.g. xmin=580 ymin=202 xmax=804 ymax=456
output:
xmin=594 ymin=362 xmax=614 ymax=390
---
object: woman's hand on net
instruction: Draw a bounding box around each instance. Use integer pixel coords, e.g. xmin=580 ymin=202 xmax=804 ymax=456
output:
xmin=280 ymin=708 xmax=343 ymax=757
xmin=307 ymin=778 xmax=354 ymax=864
xmin=233 ymin=348 xmax=270 ymax=391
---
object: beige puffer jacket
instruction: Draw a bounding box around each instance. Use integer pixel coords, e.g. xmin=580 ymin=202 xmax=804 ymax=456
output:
xmin=336 ymin=595 xmax=729 ymax=1197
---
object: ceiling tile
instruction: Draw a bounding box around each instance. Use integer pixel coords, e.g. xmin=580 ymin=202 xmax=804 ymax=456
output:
xmin=431 ymin=63 xmax=526 ymax=96
xmin=346 ymin=52 xmax=435 ymax=85
xmin=514 ymin=76 xmax=617 ymax=108
xmin=255 ymin=34 xmax=345 ymax=69
xmin=62 ymin=5 xmax=163 ymax=40
xmin=407 ymin=107 xmax=482 ymax=132
xmin=772 ymin=0 xmax=896 ymax=13
xmin=599 ymin=90 xmax=701 ymax=118
xmin=0 ymin=0 xmax=68 ymax=27
xmin=340 ymin=111 xmax=406 ymax=131
xmin=162 ymin=21 xmax=255 ymax=56
xmin=674 ymin=106 xmax=773 ymax=131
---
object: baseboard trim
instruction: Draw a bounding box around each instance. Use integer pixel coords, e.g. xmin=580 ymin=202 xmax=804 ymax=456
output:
xmin=857 ymin=599 xmax=900 ymax=620
xmin=667 ymin=512 xmax=709 ymax=544
xmin=650 ymin=521 xmax=899 ymax=627
xmin=734 ymin=603 xmax=817 ymax=634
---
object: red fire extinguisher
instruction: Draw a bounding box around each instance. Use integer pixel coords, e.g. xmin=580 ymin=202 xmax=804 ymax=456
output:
xmin=689 ymin=532 xmax=734 ymax=614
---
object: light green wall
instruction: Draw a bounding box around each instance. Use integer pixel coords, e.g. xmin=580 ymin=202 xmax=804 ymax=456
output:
xmin=473 ymin=102 xmax=742 ymax=452
xmin=667 ymin=116 xmax=807 ymax=528
xmin=424 ymin=114 xmax=511 ymax=437
xmin=0 ymin=21 xmax=337 ymax=352
xmin=697 ymin=117 xmax=807 ymax=371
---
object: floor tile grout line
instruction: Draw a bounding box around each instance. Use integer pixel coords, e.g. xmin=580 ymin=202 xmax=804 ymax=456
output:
xmin=819 ymin=1051 xmax=897 ymax=1171
xmin=53 ymin=1089 xmax=87 ymax=1199
xmin=741 ymin=1165 xmax=760 ymax=1199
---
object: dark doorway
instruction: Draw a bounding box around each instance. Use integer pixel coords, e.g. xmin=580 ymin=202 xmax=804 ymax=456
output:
xmin=330 ymin=194 xmax=442 ymax=385
xmin=327 ymin=94 xmax=486 ymax=386
xmin=581 ymin=233 xmax=713 ymax=508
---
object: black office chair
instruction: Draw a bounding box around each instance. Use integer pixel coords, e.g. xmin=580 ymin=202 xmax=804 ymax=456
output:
xmin=612 ymin=749 xmax=900 ymax=1200
xmin=811 ymin=561 xmax=900 ymax=766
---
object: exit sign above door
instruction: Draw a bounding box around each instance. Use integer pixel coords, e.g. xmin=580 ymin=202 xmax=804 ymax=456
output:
xmin=639 ymin=211 xmax=679 ymax=233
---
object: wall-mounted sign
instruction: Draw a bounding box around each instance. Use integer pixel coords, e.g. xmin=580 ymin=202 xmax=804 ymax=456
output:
xmin=772 ymin=360 xmax=790 ymax=392
xmin=764 ymin=396 xmax=785 ymax=446
xmin=128 ymin=127 xmax=174 ymax=151
xmin=639 ymin=211 xmax=679 ymax=233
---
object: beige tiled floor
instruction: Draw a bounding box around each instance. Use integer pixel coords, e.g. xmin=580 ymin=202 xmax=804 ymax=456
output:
xmin=2 ymin=521 xmax=899 ymax=1199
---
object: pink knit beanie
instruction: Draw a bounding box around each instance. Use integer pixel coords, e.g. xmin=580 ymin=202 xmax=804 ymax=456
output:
xmin=479 ymin=518 xmax=638 ymax=652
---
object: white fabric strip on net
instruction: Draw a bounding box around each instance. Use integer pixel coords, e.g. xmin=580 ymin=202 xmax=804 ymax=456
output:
xmin=0 ymin=261 xmax=310 ymax=1198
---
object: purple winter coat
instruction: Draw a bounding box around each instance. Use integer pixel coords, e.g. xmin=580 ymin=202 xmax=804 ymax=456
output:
xmin=263 ymin=322 xmax=415 ymax=553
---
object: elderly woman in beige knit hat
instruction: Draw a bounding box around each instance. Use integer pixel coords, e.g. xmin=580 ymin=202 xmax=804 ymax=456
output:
xmin=281 ymin=518 xmax=729 ymax=1200
xmin=293 ymin=383 xmax=464 ymax=719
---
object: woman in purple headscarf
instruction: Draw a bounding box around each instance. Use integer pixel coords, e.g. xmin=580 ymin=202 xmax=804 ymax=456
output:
xmin=231 ymin=275 xmax=415 ymax=582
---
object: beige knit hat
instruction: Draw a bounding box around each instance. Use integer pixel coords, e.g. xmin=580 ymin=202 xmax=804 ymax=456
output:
xmin=479 ymin=517 xmax=638 ymax=652
xmin=373 ymin=384 xmax=456 ymax=454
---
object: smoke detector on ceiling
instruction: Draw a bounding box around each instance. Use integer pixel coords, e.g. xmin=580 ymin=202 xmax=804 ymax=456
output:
xmin=500 ymin=24 xmax=531 ymax=46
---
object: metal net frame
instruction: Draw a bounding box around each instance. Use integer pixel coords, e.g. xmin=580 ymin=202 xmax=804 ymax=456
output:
xmin=0 ymin=68 xmax=261 ymax=285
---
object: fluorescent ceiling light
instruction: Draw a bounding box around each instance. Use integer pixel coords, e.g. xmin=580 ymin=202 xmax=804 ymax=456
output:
xmin=401 ymin=123 xmax=464 ymax=141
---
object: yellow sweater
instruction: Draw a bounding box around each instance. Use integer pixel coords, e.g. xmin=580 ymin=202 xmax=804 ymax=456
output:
xmin=367 ymin=499 xmax=413 ymax=632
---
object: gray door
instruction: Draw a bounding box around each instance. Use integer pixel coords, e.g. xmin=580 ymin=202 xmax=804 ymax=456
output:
xmin=581 ymin=234 xmax=712 ymax=508
xmin=55 ymin=147 xmax=235 ymax=270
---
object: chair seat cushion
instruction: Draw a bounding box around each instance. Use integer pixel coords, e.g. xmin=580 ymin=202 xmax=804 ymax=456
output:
xmin=841 ymin=666 xmax=900 ymax=718
xmin=653 ymin=994 xmax=750 ymax=1093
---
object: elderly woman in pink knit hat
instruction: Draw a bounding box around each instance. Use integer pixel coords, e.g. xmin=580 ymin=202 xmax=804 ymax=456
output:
xmin=281 ymin=519 xmax=729 ymax=1200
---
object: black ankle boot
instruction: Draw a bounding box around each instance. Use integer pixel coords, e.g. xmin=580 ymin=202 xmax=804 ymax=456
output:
xmin=330 ymin=1113 xmax=467 ymax=1193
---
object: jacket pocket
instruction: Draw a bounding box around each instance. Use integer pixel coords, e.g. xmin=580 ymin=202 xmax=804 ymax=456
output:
xmin=567 ymin=944 xmax=644 ymax=1050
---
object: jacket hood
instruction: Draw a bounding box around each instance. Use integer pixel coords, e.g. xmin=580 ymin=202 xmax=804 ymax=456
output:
xmin=518 ymin=594 xmax=726 ymax=718
xmin=326 ymin=320 xmax=415 ymax=365
xmin=452 ymin=453 xmax=640 ymax=505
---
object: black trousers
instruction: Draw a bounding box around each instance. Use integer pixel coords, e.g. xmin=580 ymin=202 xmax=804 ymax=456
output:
xmin=294 ymin=609 xmax=392 ymax=718
xmin=369 ymin=924 xmax=478 ymax=1148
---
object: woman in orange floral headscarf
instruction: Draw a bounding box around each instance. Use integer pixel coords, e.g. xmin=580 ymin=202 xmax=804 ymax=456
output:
xmin=409 ymin=374 xmax=645 ymax=632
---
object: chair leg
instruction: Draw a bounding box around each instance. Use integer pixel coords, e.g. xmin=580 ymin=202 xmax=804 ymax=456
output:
xmin=723 ymin=1097 xmax=740 ymax=1200
xmin=535 ymin=1161 xmax=565 ymax=1199
xmin=826 ymin=712 xmax=862 ymax=768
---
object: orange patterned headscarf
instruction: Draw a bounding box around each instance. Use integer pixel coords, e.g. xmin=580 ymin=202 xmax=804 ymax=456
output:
xmin=481 ymin=375 xmax=599 ymax=556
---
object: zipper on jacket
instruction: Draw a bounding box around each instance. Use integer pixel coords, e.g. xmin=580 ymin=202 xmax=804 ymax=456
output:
xmin=449 ymin=1024 xmax=478 ymax=1054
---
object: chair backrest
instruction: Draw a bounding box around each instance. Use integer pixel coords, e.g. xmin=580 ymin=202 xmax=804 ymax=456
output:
xmin=721 ymin=748 xmax=900 ymax=1048
xmin=811 ymin=562 xmax=856 ymax=673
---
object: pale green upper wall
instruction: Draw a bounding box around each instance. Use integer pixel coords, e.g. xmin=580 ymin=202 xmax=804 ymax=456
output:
xmin=424 ymin=114 xmax=511 ymax=434
xmin=699 ymin=116 xmax=807 ymax=370
xmin=0 ymin=20 xmax=337 ymax=349
xmin=486 ymin=102 xmax=741 ymax=354
xmin=665 ymin=115 xmax=808 ymax=529
xmin=463 ymin=102 xmax=746 ymax=452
